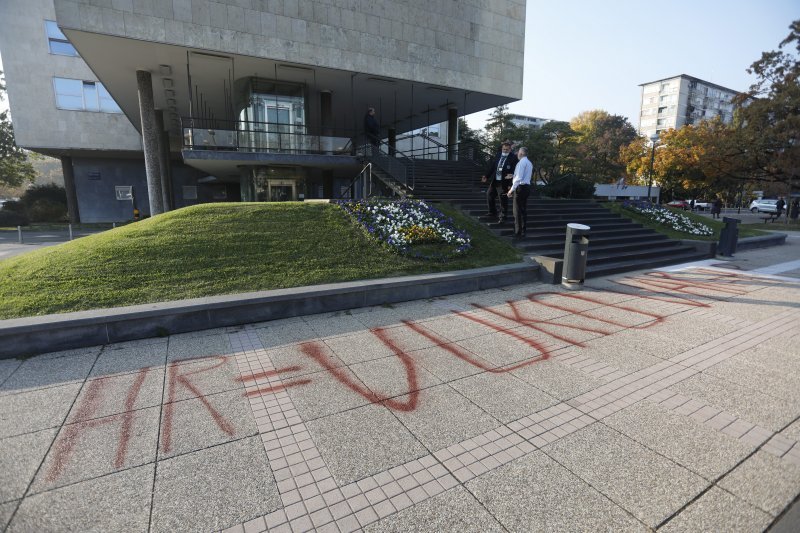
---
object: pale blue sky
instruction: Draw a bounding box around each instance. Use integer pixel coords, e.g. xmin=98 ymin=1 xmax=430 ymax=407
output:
xmin=464 ymin=0 xmax=798 ymax=130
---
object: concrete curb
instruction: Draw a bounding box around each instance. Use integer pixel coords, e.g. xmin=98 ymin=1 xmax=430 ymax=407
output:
xmin=737 ymin=232 xmax=787 ymax=251
xmin=0 ymin=262 xmax=539 ymax=359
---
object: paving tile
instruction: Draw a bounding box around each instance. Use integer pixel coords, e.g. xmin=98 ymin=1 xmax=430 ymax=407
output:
xmin=646 ymin=315 xmax=740 ymax=347
xmin=467 ymin=450 xmax=647 ymax=532
xmin=510 ymin=359 xmax=603 ymax=400
xmin=10 ymin=463 xmax=153 ymax=532
xmin=606 ymin=328 xmax=699 ymax=361
xmin=575 ymin=335 xmax=666 ymax=373
xmin=416 ymin=314 xmax=501 ymax=343
xmin=89 ymin=339 xmax=168 ymax=377
xmin=659 ymin=486 xmax=772 ymax=533
xmin=30 ymin=406 xmax=159 ymax=494
xmin=453 ymin=328 xmax=555 ymax=369
xmin=0 ymin=359 xmax=22 ymax=386
xmin=0 ymin=501 xmax=17 ymax=530
xmin=706 ymin=346 xmax=800 ymax=406
xmin=781 ymin=419 xmax=800 ymax=442
xmin=255 ymin=319 xmax=314 ymax=349
xmin=303 ymin=313 xmax=367 ymax=339
xmin=70 ymin=368 xmax=165 ymax=422
xmin=603 ymin=402 xmax=753 ymax=480
xmin=158 ymin=389 xmax=257 ymax=458
xmin=448 ymin=371 xmax=558 ymax=423
xmin=17 ymin=346 xmax=103 ymax=362
xmin=543 ymin=423 xmax=708 ymax=528
xmin=262 ymin=342 xmax=348 ymax=379
xmin=718 ymin=451 xmax=800 ymax=517
xmin=324 ymin=331 xmax=398 ymax=365
xmin=0 ymin=383 xmax=81 ymax=439
xmin=166 ymin=334 xmax=232 ymax=362
xmin=364 ymin=486 xmax=504 ymax=532
xmin=151 ymin=436 xmax=280 ymax=533
xmin=672 ymin=373 xmax=797 ymax=432
xmin=391 ymin=384 xmax=501 ymax=450
xmin=349 ymin=354 xmax=441 ymax=398
xmin=306 ymin=403 xmax=426 ymax=485
xmin=0 ymin=428 xmax=56 ymax=501
xmin=166 ymin=354 xmax=243 ymax=401
xmin=409 ymin=345 xmax=493 ymax=382
xmin=284 ymin=366 xmax=372 ymax=421
xmin=0 ymin=352 xmax=96 ymax=393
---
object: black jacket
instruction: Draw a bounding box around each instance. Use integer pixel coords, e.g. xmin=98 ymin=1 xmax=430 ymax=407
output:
xmin=484 ymin=153 xmax=518 ymax=186
xmin=364 ymin=113 xmax=380 ymax=139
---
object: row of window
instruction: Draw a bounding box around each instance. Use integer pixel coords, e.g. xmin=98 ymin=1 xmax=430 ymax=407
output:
xmin=53 ymin=77 xmax=121 ymax=113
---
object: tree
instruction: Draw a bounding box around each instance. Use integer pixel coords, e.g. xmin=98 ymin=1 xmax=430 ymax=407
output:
xmin=514 ymin=121 xmax=578 ymax=184
xmin=0 ymin=70 xmax=36 ymax=189
xmin=484 ymin=105 xmax=518 ymax=149
xmin=457 ymin=117 xmax=485 ymax=145
xmin=734 ymin=19 xmax=800 ymax=186
xmin=569 ymin=110 xmax=638 ymax=182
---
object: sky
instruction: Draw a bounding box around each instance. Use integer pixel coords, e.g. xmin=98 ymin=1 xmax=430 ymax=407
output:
xmin=463 ymin=0 xmax=798 ymax=130
xmin=1 ymin=1 xmax=797 ymax=126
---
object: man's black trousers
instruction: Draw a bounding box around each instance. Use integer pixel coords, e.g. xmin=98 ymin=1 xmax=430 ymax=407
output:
xmin=513 ymin=184 xmax=531 ymax=236
xmin=486 ymin=180 xmax=508 ymax=219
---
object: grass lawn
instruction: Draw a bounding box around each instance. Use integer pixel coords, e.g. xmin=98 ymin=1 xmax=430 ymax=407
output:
xmin=604 ymin=202 xmax=770 ymax=241
xmin=0 ymin=202 xmax=520 ymax=319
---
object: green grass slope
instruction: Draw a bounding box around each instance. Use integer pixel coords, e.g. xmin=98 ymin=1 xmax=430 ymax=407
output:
xmin=0 ymin=202 xmax=520 ymax=319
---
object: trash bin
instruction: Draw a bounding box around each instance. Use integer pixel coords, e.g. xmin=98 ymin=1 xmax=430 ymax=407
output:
xmin=562 ymin=223 xmax=590 ymax=290
xmin=718 ymin=217 xmax=741 ymax=256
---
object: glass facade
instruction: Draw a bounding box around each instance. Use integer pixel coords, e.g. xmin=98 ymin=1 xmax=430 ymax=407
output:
xmin=238 ymin=80 xmax=306 ymax=153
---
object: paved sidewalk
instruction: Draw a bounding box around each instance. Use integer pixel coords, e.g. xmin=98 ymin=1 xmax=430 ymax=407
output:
xmin=0 ymin=228 xmax=106 ymax=261
xmin=1 ymin=246 xmax=800 ymax=531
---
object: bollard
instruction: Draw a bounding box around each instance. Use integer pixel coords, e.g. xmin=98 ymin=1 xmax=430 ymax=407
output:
xmin=18 ymin=225 xmax=23 ymax=244
xmin=112 ymin=222 xmax=116 ymax=229
xmin=69 ymin=223 xmax=73 ymax=241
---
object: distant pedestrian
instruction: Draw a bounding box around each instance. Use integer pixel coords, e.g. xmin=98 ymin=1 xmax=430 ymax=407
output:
xmin=507 ymin=146 xmax=533 ymax=237
xmin=690 ymin=199 xmax=695 ymax=211
xmin=481 ymin=142 xmax=517 ymax=223
xmin=616 ymin=176 xmax=627 ymax=189
xmin=711 ymin=198 xmax=722 ymax=219
xmin=776 ymin=197 xmax=786 ymax=218
xmin=364 ymin=107 xmax=380 ymax=153
xmin=790 ymin=199 xmax=799 ymax=221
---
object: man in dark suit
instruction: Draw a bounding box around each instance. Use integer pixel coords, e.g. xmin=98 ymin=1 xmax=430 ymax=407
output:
xmin=481 ymin=141 xmax=517 ymax=222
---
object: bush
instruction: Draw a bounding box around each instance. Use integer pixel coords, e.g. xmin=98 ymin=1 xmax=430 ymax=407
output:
xmin=19 ymin=184 xmax=68 ymax=210
xmin=0 ymin=210 xmax=29 ymax=227
xmin=26 ymin=200 xmax=67 ymax=222
xmin=539 ymin=176 xmax=596 ymax=199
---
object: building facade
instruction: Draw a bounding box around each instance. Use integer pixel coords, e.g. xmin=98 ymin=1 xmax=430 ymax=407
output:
xmin=0 ymin=0 xmax=525 ymax=222
xmin=509 ymin=114 xmax=552 ymax=129
xmin=638 ymin=74 xmax=738 ymax=140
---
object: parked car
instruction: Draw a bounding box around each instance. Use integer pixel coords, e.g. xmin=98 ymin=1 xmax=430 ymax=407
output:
xmin=666 ymin=200 xmax=690 ymax=210
xmin=691 ymin=200 xmax=712 ymax=211
xmin=749 ymin=199 xmax=778 ymax=213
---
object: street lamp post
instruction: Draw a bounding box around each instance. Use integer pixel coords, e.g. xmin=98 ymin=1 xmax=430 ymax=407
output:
xmin=647 ymin=133 xmax=658 ymax=204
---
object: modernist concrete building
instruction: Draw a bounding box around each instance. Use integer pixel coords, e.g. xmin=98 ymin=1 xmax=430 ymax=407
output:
xmin=0 ymin=0 xmax=525 ymax=221
xmin=638 ymin=74 xmax=738 ymax=140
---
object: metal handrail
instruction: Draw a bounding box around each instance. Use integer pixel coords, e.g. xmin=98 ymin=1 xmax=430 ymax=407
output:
xmin=336 ymin=163 xmax=372 ymax=200
xmin=364 ymin=139 xmax=416 ymax=191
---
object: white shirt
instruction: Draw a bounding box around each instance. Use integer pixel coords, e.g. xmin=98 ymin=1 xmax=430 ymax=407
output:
xmin=509 ymin=156 xmax=533 ymax=192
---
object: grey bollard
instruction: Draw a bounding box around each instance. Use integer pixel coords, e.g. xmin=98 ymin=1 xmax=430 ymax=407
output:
xmin=69 ymin=224 xmax=73 ymax=241
xmin=562 ymin=223 xmax=590 ymax=290
xmin=18 ymin=225 xmax=23 ymax=244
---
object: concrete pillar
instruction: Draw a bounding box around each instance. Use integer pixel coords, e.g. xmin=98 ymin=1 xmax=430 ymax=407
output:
xmin=320 ymin=91 xmax=333 ymax=134
xmin=136 ymin=70 xmax=164 ymax=215
xmin=322 ymin=170 xmax=334 ymax=199
xmin=447 ymin=107 xmax=458 ymax=161
xmin=388 ymin=128 xmax=396 ymax=157
xmin=154 ymin=110 xmax=171 ymax=211
xmin=60 ymin=156 xmax=81 ymax=224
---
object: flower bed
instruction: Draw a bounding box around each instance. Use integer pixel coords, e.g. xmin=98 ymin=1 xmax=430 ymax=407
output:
xmin=622 ymin=200 xmax=713 ymax=236
xmin=335 ymin=199 xmax=472 ymax=260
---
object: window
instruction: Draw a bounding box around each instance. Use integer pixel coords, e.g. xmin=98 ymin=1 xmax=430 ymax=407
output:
xmin=45 ymin=20 xmax=78 ymax=56
xmin=53 ymin=78 xmax=121 ymax=113
xmin=115 ymin=186 xmax=133 ymax=200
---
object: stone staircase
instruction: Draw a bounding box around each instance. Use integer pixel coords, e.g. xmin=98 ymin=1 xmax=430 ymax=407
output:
xmin=409 ymin=160 xmax=710 ymax=277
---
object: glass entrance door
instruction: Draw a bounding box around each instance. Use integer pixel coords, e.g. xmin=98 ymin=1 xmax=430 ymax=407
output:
xmin=268 ymin=180 xmax=295 ymax=202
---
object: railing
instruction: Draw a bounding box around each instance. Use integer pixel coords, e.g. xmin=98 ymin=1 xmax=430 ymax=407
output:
xmin=336 ymin=163 xmax=372 ymax=200
xmin=395 ymin=132 xmax=451 ymax=160
xmin=181 ymin=117 xmax=355 ymax=155
xmin=365 ymin=140 xmax=415 ymax=191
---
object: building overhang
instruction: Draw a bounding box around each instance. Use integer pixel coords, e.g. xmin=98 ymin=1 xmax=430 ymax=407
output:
xmin=60 ymin=29 xmax=516 ymax=138
xmin=182 ymin=150 xmax=361 ymax=178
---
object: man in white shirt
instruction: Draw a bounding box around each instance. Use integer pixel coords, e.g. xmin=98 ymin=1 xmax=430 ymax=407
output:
xmin=507 ymin=146 xmax=533 ymax=237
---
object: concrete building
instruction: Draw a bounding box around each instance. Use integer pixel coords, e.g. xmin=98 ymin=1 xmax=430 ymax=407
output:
xmin=509 ymin=114 xmax=552 ymax=129
xmin=638 ymin=74 xmax=738 ymax=140
xmin=0 ymin=0 xmax=525 ymax=222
